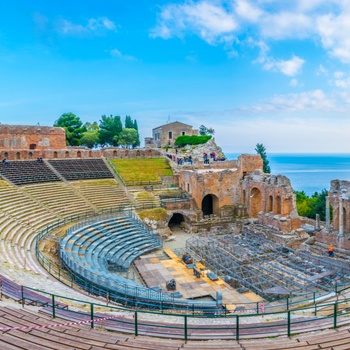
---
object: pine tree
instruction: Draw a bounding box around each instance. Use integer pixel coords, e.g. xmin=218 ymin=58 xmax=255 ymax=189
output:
xmin=255 ymin=143 xmax=271 ymax=173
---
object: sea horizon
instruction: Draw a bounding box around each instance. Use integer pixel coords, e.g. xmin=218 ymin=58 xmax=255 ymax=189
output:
xmin=225 ymin=152 xmax=350 ymax=196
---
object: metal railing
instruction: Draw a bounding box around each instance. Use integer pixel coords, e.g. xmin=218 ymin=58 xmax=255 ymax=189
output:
xmin=19 ymin=285 xmax=350 ymax=340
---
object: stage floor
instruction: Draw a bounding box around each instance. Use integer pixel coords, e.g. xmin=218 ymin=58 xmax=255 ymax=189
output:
xmin=134 ymin=249 xmax=262 ymax=309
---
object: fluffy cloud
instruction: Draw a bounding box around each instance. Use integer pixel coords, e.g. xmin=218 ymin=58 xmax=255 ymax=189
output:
xmin=263 ymin=55 xmax=305 ymax=76
xmin=150 ymin=1 xmax=238 ymax=44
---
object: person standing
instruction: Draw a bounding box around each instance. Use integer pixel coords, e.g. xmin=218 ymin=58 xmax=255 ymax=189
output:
xmin=328 ymin=244 xmax=334 ymax=257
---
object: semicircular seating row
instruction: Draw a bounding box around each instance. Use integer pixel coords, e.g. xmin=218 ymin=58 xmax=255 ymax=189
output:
xmin=60 ymin=216 xmax=162 ymax=290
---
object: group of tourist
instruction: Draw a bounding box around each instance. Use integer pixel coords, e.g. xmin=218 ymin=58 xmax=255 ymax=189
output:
xmin=166 ymin=153 xmax=193 ymax=165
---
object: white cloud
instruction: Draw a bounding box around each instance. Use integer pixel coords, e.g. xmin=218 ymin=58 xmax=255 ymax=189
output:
xmin=241 ymin=90 xmax=335 ymax=112
xmin=263 ymin=55 xmax=305 ymax=76
xmin=316 ymin=12 xmax=350 ymax=62
xmin=150 ymin=1 xmax=238 ymax=44
xmin=235 ymin=0 xmax=263 ymax=22
xmin=56 ymin=17 xmax=116 ymax=35
xmin=110 ymin=49 xmax=136 ymax=61
xmin=260 ymin=12 xmax=312 ymax=39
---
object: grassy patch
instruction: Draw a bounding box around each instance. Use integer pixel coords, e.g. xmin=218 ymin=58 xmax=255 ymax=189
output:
xmin=138 ymin=208 xmax=168 ymax=221
xmin=72 ymin=179 xmax=117 ymax=186
xmin=111 ymin=158 xmax=172 ymax=182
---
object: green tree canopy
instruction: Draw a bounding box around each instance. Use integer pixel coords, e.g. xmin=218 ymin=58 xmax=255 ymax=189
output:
xmin=98 ymin=115 xmax=123 ymax=147
xmin=125 ymin=115 xmax=134 ymax=129
xmin=199 ymin=125 xmax=215 ymax=136
xmin=80 ymin=122 xmax=99 ymax=148
xmin=255 ymin=143 xmax=271 ymax=173
xmin=175 ymin=135 xmax=212 ymax=147
xmin=116 ymin=128 xmax=139 ymax=148
xmin=295 ymin=189 xmax=330 ymax=221
xmin=54 ymin=113 xmax=85 ymax=146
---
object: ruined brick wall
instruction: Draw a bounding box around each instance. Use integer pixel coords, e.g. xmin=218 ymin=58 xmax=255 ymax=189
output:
xmin=241 ymin=170 xmax=300 ymax=231
xmin=328 ymin=180 xmax=350 ymax=233
xmin=239 ymin=154 xmax=263 ymax=174
xmin=0 ymin=125 xmax=66 ymax=151
xmin=0 ymin=146 xmax=162 ymax=160
xmin=179 ymin=168 xmax=243 ymax=216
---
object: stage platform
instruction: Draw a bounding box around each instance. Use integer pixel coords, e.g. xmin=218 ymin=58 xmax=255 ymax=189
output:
xmin=134 ymin=249 xmax=262 ymax=309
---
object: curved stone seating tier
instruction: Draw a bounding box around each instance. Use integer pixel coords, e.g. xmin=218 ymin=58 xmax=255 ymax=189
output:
xmin=59 ymin=214 xmax=220 ymax=311
xmin=130 ymin=189 xmax=161 ymax=209
xmin=60 ymin=216 xmax=160 ymax=286
xmin=0 ymin=305 xmax=350 ymax=350
xmin=0 ymin=160 xmax=61 ymax=185
xmin=0 ymin=182 xmax=62 ymax=274
xmin=48 ymin=158 xmax=114 ymax=181
xmin=23 ymin=182 xmax=95 ymax=218
xmin=72 ymin=179 xmax=133 ymax=210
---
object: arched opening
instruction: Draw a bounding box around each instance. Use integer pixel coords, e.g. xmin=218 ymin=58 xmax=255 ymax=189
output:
xmin=65 ymin=151 xmax=69 ymax=158
xmin=4 ymin=152 xmax=8 ymax=158
xmin=53 ymin=151 xmax=58 ymax=159
xmin=136 ymin=150 xmax=141 ymax=157
xmin=242 ymin=190 xmax=246 ymax=205
xmin=275 ymin=196 xmax=282 ymax=215
xmin=202 ymin=194 xmax=219 ymax=216
xmin=28 ymin=152 xmax=33 ymax=160
xmin=16 ymin=152 xmax=21 ymax=160
xmin=77 ymin=151 xmax=82 ymax=158
xmin=147 ymin=149 xmax=152 ymax=157
xmin=168 ymin=213 xmax=185 ymax=231
xmin=89 ymin=151 xmax=93 ymax=158
xmin=29 ymin=144 xmax=36 ymax=150
xmin=267 ymin=195 xmax=273 ymax=212
xmin=125 ymin=150 xmax=129 ymax=157
xmin=343 ymin=207 xmax=348 ymax=233
xmin=113 ymin=150 xmax=117 ymax=158
xmin=250 ymin=188 xmax=262 ymax=218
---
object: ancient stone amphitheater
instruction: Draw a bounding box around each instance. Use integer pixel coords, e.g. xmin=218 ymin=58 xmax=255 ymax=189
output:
xmin=0 ymin=154 xmax=350 ymax=350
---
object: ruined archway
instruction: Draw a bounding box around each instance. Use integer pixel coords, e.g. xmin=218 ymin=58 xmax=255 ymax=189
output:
xmin=267 ymin=195 xmax=273 ymax=212
xmin=275 ymin=196 xmax=282 ymax=215
xmin=250 ymin=187 xmax=262 ymax=218
xmin=168 ymin=213 xmax=185 ymax=231
xmin=202 ymin=194 xmax=219 ymax=216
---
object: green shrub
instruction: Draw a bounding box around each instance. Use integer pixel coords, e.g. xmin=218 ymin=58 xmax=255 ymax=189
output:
xmin=174 ymin=135 xmax=211 ymax=147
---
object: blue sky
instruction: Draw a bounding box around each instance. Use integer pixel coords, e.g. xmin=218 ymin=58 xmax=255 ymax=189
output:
xmin=1 ymin=0 xmax=350 ymax=153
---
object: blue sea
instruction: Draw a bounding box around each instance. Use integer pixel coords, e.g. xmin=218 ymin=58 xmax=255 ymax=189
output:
xmin=226 ymin=153 xmax=350 ymax=196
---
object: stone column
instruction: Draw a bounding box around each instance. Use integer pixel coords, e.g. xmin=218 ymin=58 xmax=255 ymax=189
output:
xmin=325 ymin=196 xmax=330 ymax=233
xmin=339 ymin=197 xmax=344 ymax=236
xmin=315 ymin=214 xmax=320 ymax=231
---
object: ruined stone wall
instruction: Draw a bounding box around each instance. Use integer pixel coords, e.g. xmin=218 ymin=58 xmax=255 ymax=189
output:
xmin=179 ymin=168 xmax=243 ymax=216
xmin=0 ymin=147 xmax=162 ymax=160
xmin=241 ymin=170 xmax=300 ymax=231
xmin=328 ymin=179 xmax=350 ymax=233
xmin=0 ymin=125 xmax=66 ymax=151
xmin=239 ymin=154 xmax=263 ymax=174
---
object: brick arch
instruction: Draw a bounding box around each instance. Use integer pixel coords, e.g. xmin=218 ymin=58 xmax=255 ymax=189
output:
xmin=267 ymin=195 xmax=273 ymax=212
xmin=275 ymin=195 xmax=282 ymax=214
xmin=250 ymin=187 xmax=262 ymax=218
xmin=202 ymin=194 xmax=219 ymax=216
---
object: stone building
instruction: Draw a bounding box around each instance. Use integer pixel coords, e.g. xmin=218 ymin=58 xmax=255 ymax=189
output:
xmin=0 ymin=124 xmax=66 ymax=151
xmin=152 ymin=121 xmax=198 ymax=148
